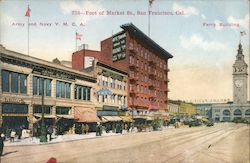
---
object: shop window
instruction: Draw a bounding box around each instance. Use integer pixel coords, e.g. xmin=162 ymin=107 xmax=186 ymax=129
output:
xmin=56 ymin=107 xmax=70 ymax=115
xmin=33 ymin=105 xmax=51 ymax=114
xmin=2 ymin=104 xmax=28 ymax=114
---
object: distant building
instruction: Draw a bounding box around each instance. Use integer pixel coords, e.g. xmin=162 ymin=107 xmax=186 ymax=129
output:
xmin=167 ymin=101 xmax=180 ymax=115
xmin=195 ymin=43 xmax=250 ymax=122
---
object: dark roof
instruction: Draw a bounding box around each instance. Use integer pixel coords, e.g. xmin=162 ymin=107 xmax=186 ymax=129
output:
xmin=121 ymin=23 xmax=173 ymax=59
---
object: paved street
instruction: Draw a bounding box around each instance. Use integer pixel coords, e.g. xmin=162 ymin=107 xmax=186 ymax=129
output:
xmin=1 ymin=123 xmax=249 ymax=163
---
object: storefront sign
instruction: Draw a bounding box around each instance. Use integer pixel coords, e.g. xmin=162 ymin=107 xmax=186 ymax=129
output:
xmin=0 ymin=114 xmax=29 ymax=117
xmin=97 ymin=110 xmax=118 ymax=116
xmin=103 ymin=105 xmax=119 ymax=111
xmin=1 ymin=97 xmax=25 ymax=104
xmin=112 ymin=31 xmax=126 ymax=62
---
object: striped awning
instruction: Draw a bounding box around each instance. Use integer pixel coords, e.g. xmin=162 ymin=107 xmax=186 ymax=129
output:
xmin=102 ymin=116 xmax=122 ymax=121
xmin=74 ymin=107 xmax=100 ymax=122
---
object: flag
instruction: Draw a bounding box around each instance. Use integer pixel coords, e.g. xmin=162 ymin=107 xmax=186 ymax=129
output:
xmin=76 ymin=32 xmax=82 ymax=40
xmin=25 ymin=5 xmax=31 ymax=17
xmin=149 ymin=0 xmax=154 ymax=7
xmin=240 ymin=31 xmax=246 ymax=36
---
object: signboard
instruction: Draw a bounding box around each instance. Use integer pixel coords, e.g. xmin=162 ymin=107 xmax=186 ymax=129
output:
xmin=97 ymin=110 xmax=118 ymax=116
xmin=112 ymin=31 xmax=126 ymax=62
xmin=1 ymin=97 xmax=25 ymax=104
xmin=103 ymin=105 xmax=119 ymax=111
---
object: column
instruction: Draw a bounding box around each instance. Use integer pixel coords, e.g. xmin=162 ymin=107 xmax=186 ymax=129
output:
xmin=28 ymin=104 xmax=33 ymax=130
xmin=27 ymin=74 xmax=33 ymax=96
xmin=52 ymin=106 xmax=56 ymax=116
xmin=71 ymin=83 xmax=75 ymax=100
xmin=230 ymin=109 xmax=234 ymax=121
xmin=51 ymin=79 xmax=56 ymax=98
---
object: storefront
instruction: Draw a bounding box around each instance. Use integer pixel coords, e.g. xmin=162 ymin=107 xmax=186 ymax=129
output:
xmin=1 ymin=103 xmax=29 ymax=130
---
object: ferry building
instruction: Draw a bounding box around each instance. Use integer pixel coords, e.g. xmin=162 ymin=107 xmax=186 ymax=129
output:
xmin=0 ymin=44 xmax=98 ymax=131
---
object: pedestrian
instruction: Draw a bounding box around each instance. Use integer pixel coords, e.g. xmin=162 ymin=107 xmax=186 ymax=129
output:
xmin=10 ymin=129 xmax=16 ymax=143
xmin=17 ymin=126 xmax=22 ymax=139
xmin=81 ymin=124 xmax=86 ymax=135
xmin=47 ymin=126 xmax=53 ymax=141
xmin=0 ymin=132 xmax=5 ymax=156
xmin=96 ymin=123 xmax=100 ymax=136
xmin=85 ymin=124 xmax=89 ymax=134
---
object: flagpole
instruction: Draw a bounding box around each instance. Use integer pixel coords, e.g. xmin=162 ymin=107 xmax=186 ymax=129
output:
xmin=28 ymin=16 xmax=30 ymax=56
xmin=148 ymin=2 xmax=150 ymax=37
xmin=75 ymin=31 xmax=77 ymax=51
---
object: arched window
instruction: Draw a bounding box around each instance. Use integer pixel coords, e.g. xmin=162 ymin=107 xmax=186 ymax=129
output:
xmin=245 ymin=109 xmax=250 ymax=116
xmin=234 ymin=109 xmax=242 ymax=116
xmin=223 ymin=110 xmax=230 ymax=116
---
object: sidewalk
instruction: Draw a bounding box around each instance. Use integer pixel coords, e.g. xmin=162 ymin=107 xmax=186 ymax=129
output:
xmin=4 ymin=126 xmax=176 ymax=147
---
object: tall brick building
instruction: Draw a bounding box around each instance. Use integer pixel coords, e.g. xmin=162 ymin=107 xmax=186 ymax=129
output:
xmin=72 ymin=23 xmax=173 ymax=114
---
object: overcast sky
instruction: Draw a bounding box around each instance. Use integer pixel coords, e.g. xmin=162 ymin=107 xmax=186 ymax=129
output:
xmin=0 ymin=0 xmax=249 ymax=102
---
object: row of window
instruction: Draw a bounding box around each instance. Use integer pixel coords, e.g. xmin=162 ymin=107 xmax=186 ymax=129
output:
xmin=2 ymin=70 xmax=91 ymax=101
xmin=98 ymin=75 xmax=126 ymax=90
xmin=2 ymin=104 xmax=71 ymax=115
xmin=129 ymin=84 xmax=166 ymax=97
xmin=129 ymin=97 xmax=164 ymax=106
xmin=129 ymin=71 xmax=166 ymax=84
xmin=2 ymin=70 xmax=27 ymax=94
xmin=97 ymin=94 xmax=126 ymax=105
xmin=129 ymin=43 xmax=166 ymax=69
xmin=74 ymin=85 xmax=91 ymax=101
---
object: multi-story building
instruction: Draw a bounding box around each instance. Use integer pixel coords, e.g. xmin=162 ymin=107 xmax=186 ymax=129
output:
xmin=0 ymin=45 xmax=98 ymax=131
xmin=83 ymin=59 xmax=128 ymax=118
xmin=72 ymin=23 xmax=173 ymax=115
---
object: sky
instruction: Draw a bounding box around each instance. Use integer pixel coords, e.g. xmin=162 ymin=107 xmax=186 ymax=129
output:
xmin=0 ymin=0 xmax=249 ymax=102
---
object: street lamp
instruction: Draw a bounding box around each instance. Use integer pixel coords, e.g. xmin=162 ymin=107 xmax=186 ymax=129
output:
xmin=40 ymin=94 xmax=47 ymax=142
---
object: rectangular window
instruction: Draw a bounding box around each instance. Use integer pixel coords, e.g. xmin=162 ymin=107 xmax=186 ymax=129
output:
xmin=33 ymin=76 xmax=38 ymax=95
xmin=56 ymin=81 xmax=60 ymax=97
xmin=11 ymin=72 xmax=18 ymax=93
xmin=46 ymin=79 xmax=51 ymax=96
xmin=56 ymin=107 xmax=70 ymax=115
xmin=39 ymin=78 xmax=44 ymax=95
xmin=61 ymin=82 xmax=65 ymax=98
xmin=20 ymin=74 xmax=27 ymax=94
xmin=2 ymin=70 xmax=10 ymax=92
xmin=78 ymin=86 xmax=82 ymax=99
xmin=33 ymin=105 xmax=51 ymax=114
xmin=66 ymin=83 xmax=71 ymax=98
xmin=2 ymin=104 xmax=28 ymax=114
xmin=82 ymin=87 xmax=86 ymax=100
xmin=87 ymin=87 xmax=91 ymax=101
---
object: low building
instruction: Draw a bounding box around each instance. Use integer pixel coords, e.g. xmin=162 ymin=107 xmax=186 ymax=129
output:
xmin=167 ymin=100 xmax=180 ymax=115
xmin=0 ymin=45 xmax=98 ymax=132
xmin=195 ymin=103 xmax=212 ymax=119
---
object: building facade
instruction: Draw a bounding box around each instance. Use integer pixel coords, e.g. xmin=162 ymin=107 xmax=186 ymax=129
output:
xmin=210 ymin=43 xmax=250 ymax=122
xmin=83 ymin=59 xmax=128 ymax=117
xmin=0 ymin=45 xmax=97 ymax=131
xmin=72 ymin=23 xmax=173 ymax=115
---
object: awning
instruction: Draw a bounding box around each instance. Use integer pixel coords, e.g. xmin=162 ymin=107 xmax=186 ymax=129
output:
xmin=56 ymin=115 xmax=75 ymax=119
xmin=119 ymin=116 xmax=133 ymax=122
xmin=74 ymin=107 xmax=100 ymax=123
xmin=33 ymin=114 xmax=56 ymax=119
xmin=102 ymin=116 xmax=122 ymax=121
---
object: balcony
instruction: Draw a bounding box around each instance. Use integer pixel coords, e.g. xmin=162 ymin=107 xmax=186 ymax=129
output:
xmin=129 ymin=86 xmax=137 ymax=95
xmin=129 ymin=62 xmax=136 ymax=69
xmin=148 ymin=57 xmax=156 ymax=66
xmin=163 ymin=65 xmax=170 ymax=72
xmin=149 ymin=93 xmax=156 ymax=99
xmin=164 ymin=77 xmax=169 ymax=83
xmin=149 ymin=70 xmax=156 ymax=79
xmin=129 ymin=75 xmax=139 ymax=83
xmin=148 ymin=82 xmax=156 ymax=89
xmin=128 ymin=43 xmax=135 ymax=53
